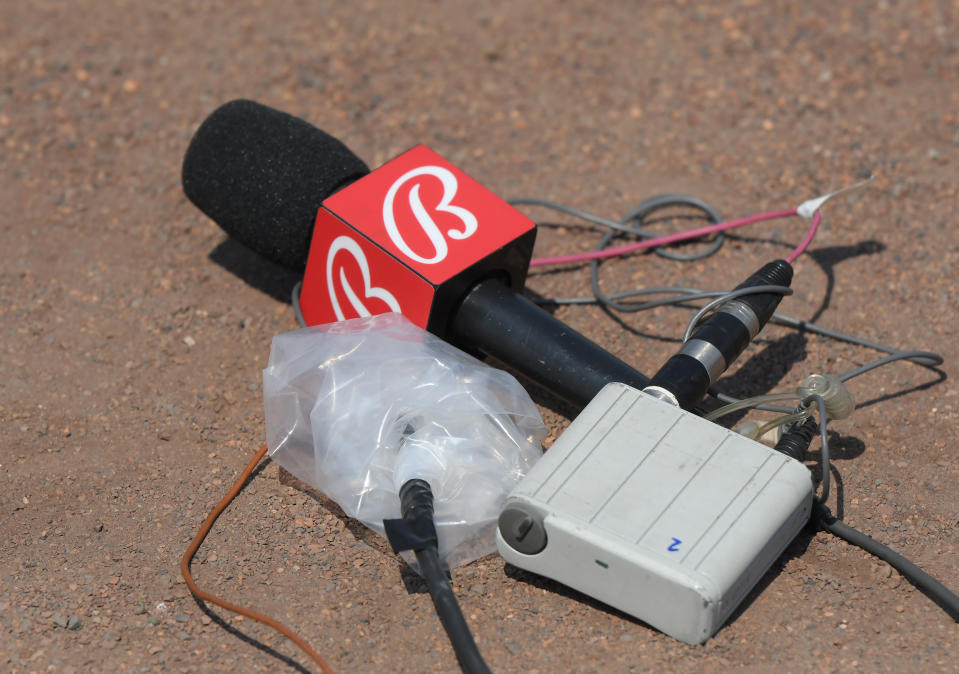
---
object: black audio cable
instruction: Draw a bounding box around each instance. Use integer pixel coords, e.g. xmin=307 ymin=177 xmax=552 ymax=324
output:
xmin=384 ymin=480 xmax=492 ymax=674
xmin=773 ymin=424 xmax=959 ymax=621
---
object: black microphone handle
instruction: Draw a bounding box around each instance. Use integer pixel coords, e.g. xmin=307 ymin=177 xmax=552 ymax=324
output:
xmin=448 ymin=278 xmax=650 ymax=410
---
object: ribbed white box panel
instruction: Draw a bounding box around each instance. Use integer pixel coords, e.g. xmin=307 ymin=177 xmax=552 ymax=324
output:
xmin=497 ymin=383 xmax=813 ymax=644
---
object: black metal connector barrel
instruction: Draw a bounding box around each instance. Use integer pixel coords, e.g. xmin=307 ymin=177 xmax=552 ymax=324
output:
xmin=646 ymin=259 xmax=793 ymax=409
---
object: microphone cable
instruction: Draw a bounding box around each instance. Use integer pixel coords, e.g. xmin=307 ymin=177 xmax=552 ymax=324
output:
xmin=511 ymin=193 xmax=943 ymax=410
xmin=384 ymin=480 xmax=493 ymax=674
xmin=180 ymin=444 xmax=336 ymax=674
xmin=182 ymin=448 xmax=496 ymax=674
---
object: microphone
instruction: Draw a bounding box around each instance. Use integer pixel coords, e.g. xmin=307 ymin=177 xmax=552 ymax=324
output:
xmin=182 ymin=100 xmax=649 ymax=409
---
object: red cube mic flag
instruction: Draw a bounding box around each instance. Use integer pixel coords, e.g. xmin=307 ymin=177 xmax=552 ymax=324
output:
xmin=301 ymin=145 xmax=536 ymax=336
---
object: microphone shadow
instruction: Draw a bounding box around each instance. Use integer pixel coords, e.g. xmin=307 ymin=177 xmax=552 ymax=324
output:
xmin=714 ymin=332 xmax=809 ymax=397
xmin=718 ymin=236 xmax=885 ymax=324
xmin=696 ymin=332 xmax=809 ymax=424
xmin=209 ymin=237 xmax=302 ymax=305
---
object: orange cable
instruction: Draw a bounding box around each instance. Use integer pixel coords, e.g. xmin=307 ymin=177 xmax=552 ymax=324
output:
xmin=180 ymin=443 xmax=336 ymax=674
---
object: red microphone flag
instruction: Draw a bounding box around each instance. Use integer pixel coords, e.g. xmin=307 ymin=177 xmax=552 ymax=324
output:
xmin=299 ymin=145 xmax=537 ymax=336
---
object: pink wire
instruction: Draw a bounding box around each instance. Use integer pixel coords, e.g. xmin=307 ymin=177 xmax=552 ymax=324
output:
xmin=785 ymin=210 xmax=821 ymax=264
xmin=529 ymin=207 xmax=820 ymax=267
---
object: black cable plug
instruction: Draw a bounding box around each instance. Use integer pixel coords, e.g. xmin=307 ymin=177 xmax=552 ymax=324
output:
xmin=774 ymin=417 xmax=818 ymax=462
xmin=384 ymin=479 xmax=439 ymax=552
xmin=384 ymin=480 xmax=493 ymax=674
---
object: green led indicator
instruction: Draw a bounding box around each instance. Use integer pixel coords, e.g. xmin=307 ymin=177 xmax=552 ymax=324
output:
xmin=595 ymin=560 xmax=609 ymax=569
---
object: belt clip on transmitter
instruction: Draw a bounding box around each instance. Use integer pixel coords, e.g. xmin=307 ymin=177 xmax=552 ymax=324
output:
xmin=497 ymin=259 xmax=814 ymax=644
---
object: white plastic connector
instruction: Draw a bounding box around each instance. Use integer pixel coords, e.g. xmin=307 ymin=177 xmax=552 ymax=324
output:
xmin=734 ymin=420 xmax=761 ymax=440
xmin=393 ymin=436 xmax=449 ymax=494
xmin=797 ymin=373 xmax=855 ymax=420
xmin=796 ymin=176 xmax=874 ymax=219
xmin=735 ymin=420 xmax=781 ymax=445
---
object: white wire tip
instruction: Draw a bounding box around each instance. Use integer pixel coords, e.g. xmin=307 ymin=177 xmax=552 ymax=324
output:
xmin=796 ymin=176 xmax=875 ymax=219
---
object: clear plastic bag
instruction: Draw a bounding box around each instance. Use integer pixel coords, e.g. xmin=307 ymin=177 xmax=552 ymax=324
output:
xmin=262 ymin=312 xmax=547 ymax=568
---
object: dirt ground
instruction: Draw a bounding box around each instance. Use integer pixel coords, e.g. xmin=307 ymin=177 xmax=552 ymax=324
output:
xmin=2 ymin=1 xmax=958 ymax=672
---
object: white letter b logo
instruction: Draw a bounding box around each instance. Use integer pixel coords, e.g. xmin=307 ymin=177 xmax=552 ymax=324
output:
xmin=382 ymin=165 xmax=478 ymax=265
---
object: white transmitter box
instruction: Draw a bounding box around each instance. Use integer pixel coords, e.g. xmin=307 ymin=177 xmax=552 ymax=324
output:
xmin=497 ymin=383 xmax=813 ymax=644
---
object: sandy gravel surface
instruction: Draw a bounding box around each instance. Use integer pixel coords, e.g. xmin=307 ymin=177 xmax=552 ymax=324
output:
xmin=2 ymin=1 xmax=957 ymax=672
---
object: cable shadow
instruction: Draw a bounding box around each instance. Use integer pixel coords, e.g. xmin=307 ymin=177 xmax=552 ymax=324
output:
xmin=804 ymin=445 xmax=850 ymax=519
xmin=530 ymin=220 xmax=605 ymax=236
xmin=851 ymin=368 xmax=947 ymax=409
xmin=526 ymin=262 xmax=595 ymax=284
xmin=209 ymin=237 xmax=302 ymax=304
xmin=812 ymin=431 xmax=867 ymax=463
xmin=805 ymin=240 xmax=885 ymax=322
xmin=829 ymin=461 xmax=847 ymax=520
xmin=183 ymin=458 xmax=314 ymax=674
xmin=398 ymin=563 xmax=431 ymax=594
xmin=187 ymin=596 xmax=313 ymax=674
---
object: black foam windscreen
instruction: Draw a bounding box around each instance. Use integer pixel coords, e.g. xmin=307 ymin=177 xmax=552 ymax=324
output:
xmin=181 ymin=99 xmax=370 ymax=271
